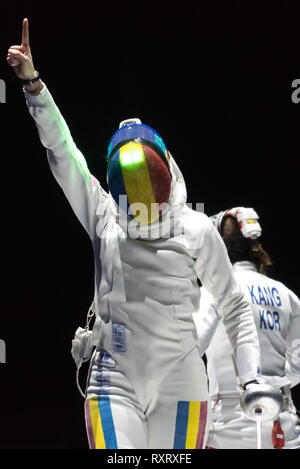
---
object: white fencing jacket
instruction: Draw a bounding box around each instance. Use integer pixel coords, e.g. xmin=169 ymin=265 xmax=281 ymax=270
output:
xmin=25 ymin=85 xmax=261 ymax=409
xmin=194 ymin=261 xmax=300 ymax=400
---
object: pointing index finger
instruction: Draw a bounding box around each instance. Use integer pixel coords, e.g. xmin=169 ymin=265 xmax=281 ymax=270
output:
xmin=22 ymin=18 xmax=29 ymax=47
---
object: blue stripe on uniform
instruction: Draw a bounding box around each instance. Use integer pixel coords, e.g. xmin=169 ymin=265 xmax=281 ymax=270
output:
xmin=173 ymin=401 xmax=189 ymax=449
xmin=98 ymin=395 xmax=118 ymax=449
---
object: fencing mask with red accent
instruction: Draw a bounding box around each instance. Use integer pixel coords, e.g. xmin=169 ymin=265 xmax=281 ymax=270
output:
xmin=107 ymin=119 xmax=172 ymax=224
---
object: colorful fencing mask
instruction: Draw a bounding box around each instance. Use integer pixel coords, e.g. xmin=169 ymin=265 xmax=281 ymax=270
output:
xmin=107 ymin=119 xmax=172 ymax=224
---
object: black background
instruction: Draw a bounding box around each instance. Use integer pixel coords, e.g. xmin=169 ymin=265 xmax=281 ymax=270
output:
xmin=0 ymin=1 xmax=299 ymax=449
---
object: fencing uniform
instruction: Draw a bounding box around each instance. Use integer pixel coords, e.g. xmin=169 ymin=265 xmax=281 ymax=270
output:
xmin=24 ymin=84 xmax=261 ymax=449
xmin=194 ymin=261 xmax=300 ymax=449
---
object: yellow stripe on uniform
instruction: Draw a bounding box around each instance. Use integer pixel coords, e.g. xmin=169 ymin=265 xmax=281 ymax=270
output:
xmin=185 ymin=401 xmax=201 ymax=449
xmin=89 ymin=396 xmax=106 ymax=449
xmin=120 ymin=142 xmax=159 ymax=224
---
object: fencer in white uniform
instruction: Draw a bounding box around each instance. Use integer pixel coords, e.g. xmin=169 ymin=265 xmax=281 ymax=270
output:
xmin=7 ymin=19 xmax=270 ymax=449
xmin=194 ymin=207 xmax=300 ymax=449
xmin=22 ymin=84 xmax=264 ymax=449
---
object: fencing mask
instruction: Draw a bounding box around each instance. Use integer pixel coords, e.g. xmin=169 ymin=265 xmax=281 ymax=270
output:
xmin=107 ymin=118 xmax=172 ymax=224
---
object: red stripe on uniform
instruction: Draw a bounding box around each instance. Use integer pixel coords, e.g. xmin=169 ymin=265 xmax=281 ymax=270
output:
xmin=84 ymin=399 xmax=96 ymax=449
xmin=196 ymin=401 xmax=208 ymax=449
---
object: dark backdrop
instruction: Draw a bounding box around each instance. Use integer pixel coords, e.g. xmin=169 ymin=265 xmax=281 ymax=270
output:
xmin=0 ymin=1 xmax=299 ymax=449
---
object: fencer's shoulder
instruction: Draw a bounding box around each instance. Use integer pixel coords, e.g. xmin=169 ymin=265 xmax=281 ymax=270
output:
xmin=172 ymin=206 xmax=213 ymax=254
xmin=182 ymin=205 xmax=212 ymax=231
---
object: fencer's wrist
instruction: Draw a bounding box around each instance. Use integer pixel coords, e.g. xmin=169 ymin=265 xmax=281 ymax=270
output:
xmin=22 ymin=70 xmax=44 ymax=95
xmin=20 ymin=70 xmax=39 ymax=86
xmin=24 ymin=79 xmax=44 ymax=96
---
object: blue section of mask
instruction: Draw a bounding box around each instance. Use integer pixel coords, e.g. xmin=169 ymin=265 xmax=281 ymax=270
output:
xmin=107 ymin=123 xmax=167 ymax=161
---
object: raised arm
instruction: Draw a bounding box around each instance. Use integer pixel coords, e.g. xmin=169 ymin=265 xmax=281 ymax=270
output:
xmin=7 ymin=19 xmax=107 ymax=240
